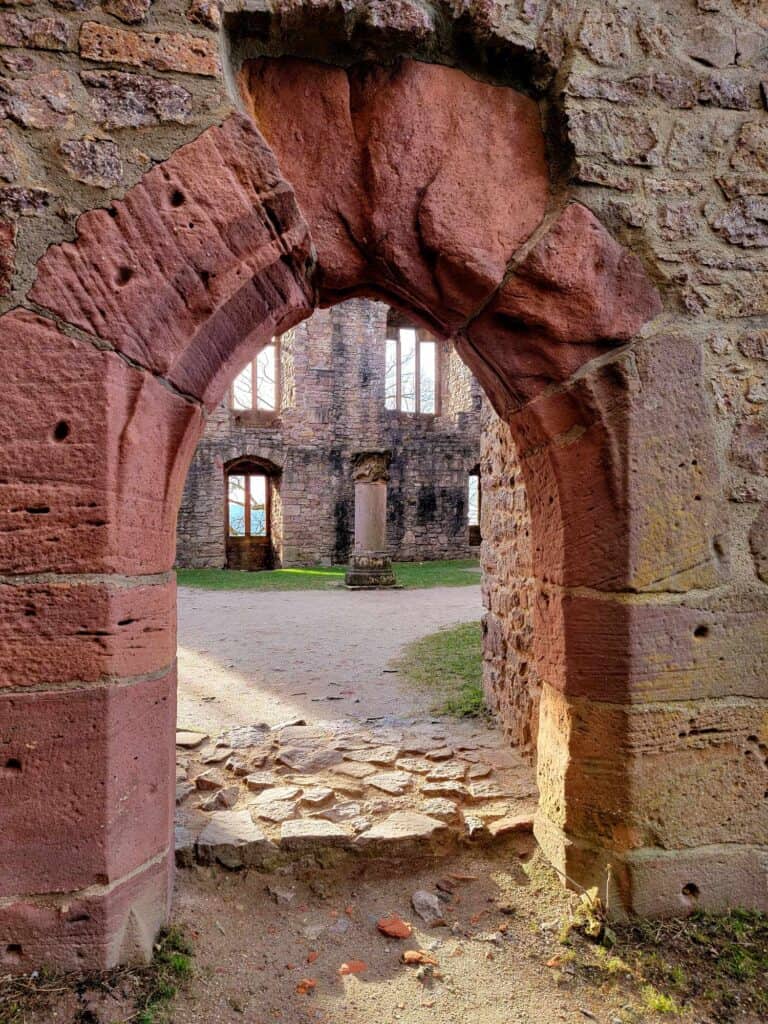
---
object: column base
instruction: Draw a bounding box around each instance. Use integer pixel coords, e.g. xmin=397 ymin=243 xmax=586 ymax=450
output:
xmin=345 ymin=551 xmax=397 ymax=588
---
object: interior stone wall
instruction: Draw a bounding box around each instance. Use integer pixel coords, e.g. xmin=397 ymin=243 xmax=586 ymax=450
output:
xmin=175 ymin=297 xmax=483 ymax=567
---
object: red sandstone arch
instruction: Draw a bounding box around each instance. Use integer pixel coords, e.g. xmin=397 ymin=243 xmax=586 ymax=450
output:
xmin=0 ymin=56 xmax=741 ymax=972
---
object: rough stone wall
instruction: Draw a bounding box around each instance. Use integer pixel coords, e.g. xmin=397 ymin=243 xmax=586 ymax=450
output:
xmin=480 ymin=402 xmax=539 ymax=755
xmin=175 ymin=297 xmax=483 ymax=567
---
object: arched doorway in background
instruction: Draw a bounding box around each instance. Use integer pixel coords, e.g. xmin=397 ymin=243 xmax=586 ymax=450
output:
xmin=225 ymin=457 xmax=281 ymax=571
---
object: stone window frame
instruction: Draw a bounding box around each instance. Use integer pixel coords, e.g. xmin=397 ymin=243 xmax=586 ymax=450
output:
xmin=229 ymin=336 xmax=282 ymax=423
xmin=385 ymin=310 xmax=441 ymax=417
xmin=225 ymin=458 xmax=274 ymax=539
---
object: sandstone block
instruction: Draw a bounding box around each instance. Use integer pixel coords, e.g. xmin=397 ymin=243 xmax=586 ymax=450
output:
xmin=79 ymin=22 xmax=218 ymax=76
xmin=82 ymin=69 xmax=192 ymax=129
xmin=30 ymin=116 xmax=314 ymax=407
xmin=0 ymin=671 xmax=175 ymax=897
xmin=0 ymin=310 xmax=202 ymax=575
xmin=240 ymin=56 xmax=548 ymax=328
xmin=60 ymin=138 xmax=123 ymax=188
xmin=102 ymin=0 xmax=151 ymax=23
xmin=0 ymin=12 xmax=69 ymax=50
xmin=0 ymin=70 xmax=77 ymax=130
xmin=0 ymin=856 xmax=172 ymax=974
xmin=279 ymin=818 xmax=352 ymax=850
xmin=731 ymin=122 xmax=768 ymax=172
xmin=0 ymin=577 xmax=176 ymax=687
xmin=195 ymin=810 xmax=276 ymax=868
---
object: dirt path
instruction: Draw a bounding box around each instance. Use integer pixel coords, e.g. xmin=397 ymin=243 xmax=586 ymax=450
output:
xmin=177 ymin=585 xmax=484 ymax=733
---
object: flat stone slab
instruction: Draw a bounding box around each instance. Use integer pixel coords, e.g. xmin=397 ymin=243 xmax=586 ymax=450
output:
xmin=251 ymin=800 xmax=299 ymax=823
xmin=196 ymin=810 xmax=276 ymax=869
xmin=368 ymin=771 xmax=413 ymax=795
xmin=251 ymin=785 xmax=301 ymax=804
xmin=343 ymin=745 xmax=399 ymax=766
xmin=487 ymin=814 xmax=534 ymax=838
xmin=280 ymin=818 xmax=352 ymax=851
xmin=330 ymin=761 xmax=377 ymax=779
xmin=176 ymin=731 xmax=209 ymax=749
xmin=277 ymin=746 xmax=343 ymax=772
xmin=226 ymin=724 xmax=271 ymax=749
xmin=357 ymin=811 xmax=448 ymax=845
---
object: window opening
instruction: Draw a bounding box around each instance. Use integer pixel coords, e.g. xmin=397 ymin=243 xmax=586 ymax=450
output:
xmin=231 ymin=338 xmax=279 ymax=411
xmin=228 ymin=472 xmax=268 ymax=537
xmin=385 ymin=325 xmax=438 ymax=414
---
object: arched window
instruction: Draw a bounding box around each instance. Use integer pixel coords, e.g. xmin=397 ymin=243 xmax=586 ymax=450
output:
xmin=231 ymin=337 xmax=280 ymax=412
xmin=384 ymin=311 xmax=439 ymax=415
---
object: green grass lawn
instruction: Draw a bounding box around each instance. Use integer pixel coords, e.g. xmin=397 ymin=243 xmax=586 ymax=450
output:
xmin=176 ymin=559 xmax=480 ymax=592
xmin=391 ymin=619 xmax=485 ymax=717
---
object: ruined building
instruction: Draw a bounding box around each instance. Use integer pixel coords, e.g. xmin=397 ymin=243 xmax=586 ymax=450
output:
xmin=1 ymin=0 xmax=767 ymax=972
xmin=176 ymin=299 xmax=483 ymax=570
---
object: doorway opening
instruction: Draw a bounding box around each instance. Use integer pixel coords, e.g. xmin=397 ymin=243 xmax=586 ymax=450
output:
xmin=225 ymin=457 xmax=280 ymax=570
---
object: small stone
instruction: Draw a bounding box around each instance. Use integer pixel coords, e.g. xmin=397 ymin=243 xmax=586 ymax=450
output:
xmin=464 ymin=815 xmax=488 ymax=840
xmin=226 ymin=723 xmax=270 ymax=749
xmin=194 ymin=770 xmax=221 ymax=791
xmin=280 ymin=818 xmax=352 ymax=850
xmin=245 ymin=772 xmax=277 ymax=793
xmin=277 ymin=746 xmax=342 ymax=772
xmin=426 ymin=762 xmax=466 ymax=782
xmin=251 ymin=785 xmax=301 ymax=804
xmin=467 ymin=782 xmax=510 ymax=802
xmin=196 ymin=810 xmax=275 ymax=869
xmin=187 ymin=0 xmax=221 ymax=30
xmin=425 ymin=747 xmax=454 ymax=761
xmin=331 ymin=761 xmax=376 ymax=779
xmin=487 ymin=814 xmax=534 ymax=838
xmin=267 ymin=885 xmax=295 ymax=905
xmin=174 ymin=823 xmax=197 ymax=867
xmin=343 ymin=745 xmax=399 ymax=766
xmin=0 ymin=70 xmax=77 ymax=130
xmin=300 ymin=786 xmax=334 ymax=807
xmin=0 ymin=127 xmax=19 ymax=183
xmin=0 ymin=187 xmax=50 ymax=216
xmin=421 ymin=781 xmax=467 ymax=800
xmin=82 ymin=69 xmax=192 ymax=129
xmin=102 ymin=0 xmax=152 ymax=24
xmin=358 ymin=811 xmax=448 ymax=845
xmin=411 ymin=890 xmax=445 ymax=927
xmin=395 ymin=758 xmax=433 ymax=774
xmin=175 ymin=781 xmax=195 ymax=805
xmin=60 ymin=138 xmax=123 ymax=188
xmin=201 ymin=785 xmax=239 ymax=811
xmin=467 ymin=764 xmax=492 ymax=780
xmin=320 ymin=801 xmax=364 ymax=823
xmin=0 ymin=13 xmax=69 ymax=51
xmin=377 ymin=914 xmax=413 ymax=939
xmin=421 ymin=798 xmax=460 ymax=823
xmin=202 ymin=748 xmax=231 ymax=765
xmin=176 ymin=730 xmax=208 ymax=749
xmin=251 ymin=800 xmax=298 ymax=823
xmin=225 ymin=756 xmax=250 ymax=777
xmin=367 ymin=771 xmax=413 ymax=795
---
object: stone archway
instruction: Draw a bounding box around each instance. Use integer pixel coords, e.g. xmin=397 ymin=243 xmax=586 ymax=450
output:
xmin=0 ymin=52 xmax=759 ymax=974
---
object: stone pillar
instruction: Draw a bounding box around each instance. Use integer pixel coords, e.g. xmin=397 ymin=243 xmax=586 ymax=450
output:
xmin=345 ymin=450 xmax=397 ymax=588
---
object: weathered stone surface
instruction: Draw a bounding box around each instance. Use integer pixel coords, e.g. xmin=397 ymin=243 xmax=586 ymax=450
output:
xmin=0 ymin=70 xmax=77 ymax=129
xmin=0 ymin=672 xmax=175 ymax=897
xmin=749 ymin=504 xmax=768 ymax=582
xmin=459 ymin=203 xmax=662 ymax=414
xmin=277 ymin=745 xmax=342 ymax=771
xmin=0 ymin=220 xmax=14 ymax=295
xmin=487 ymin=814 xmax=534 ymax=838
xmin=0 ymin=578 xmax=176 ymax=687
xmin=30 ymin=115 xmax=314 ymax=407
xmin=244 ymin=772 xmax=277 ymax=792
xmin=368 ymin=771 xmax=413 ymax=795
xmin=567 ymin=107 xmax=661 ymax=167
xmin=731 ymin=122 xmax=768 ymax=172
xmin=187 ymin=0 xmax=220 ymax=29
xmin=82 ymin=70 xmax=192 ymax=128
xmin=0 ymin=12 xmax=69 ymax=50
xmin=79 ymin=22 xmax=219 ymax=76
xmin=194 ymin=769 xmax=221 ymax=791
xmin=226 ymin=723 xmax=270 ymax=748
xmin=411 ymin=889 xmax=444 ymax=926
xmin=0 ymin=310 xmax=202 ymax=575
xmin=0 ymin=127 xmax=19 ymax=183
xmin=60 ymin=138 xmax=123 ymax=188
xmin=280 ymin=818 xmax=351 ymax=850
xmin=176 ymin=730 xmax=207 ymax=749
xmin=196 ymin=809 xmax=275 ymax=868
xmin=420 ymin=798 xmax=459 ymax=822
xmin=343 ymin=745 xmax=398 ymax=766
xmin=0 ymin=185 xmax=49 ymax=217
xmin=102 ymin=0 xmax=151 ymax=23
xmin=358 ymin=811 xmax=448 ymax=846
xmin=240 ymin=56 xmax=549 ymax=327
xmin=251 ymin=800 xmax=298 ymax=823
xmin=708 ymin=197 xmax=768 ymax=247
